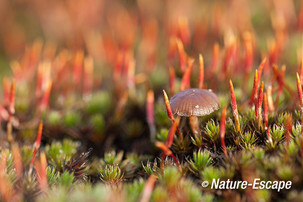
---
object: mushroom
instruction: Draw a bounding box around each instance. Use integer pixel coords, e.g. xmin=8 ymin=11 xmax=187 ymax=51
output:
xmin=169 ymin=88 xmax=220 ymax=136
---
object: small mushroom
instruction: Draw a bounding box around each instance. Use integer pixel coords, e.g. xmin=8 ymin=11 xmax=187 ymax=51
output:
xmin=169 ymin=88 xmax=220 ymax=136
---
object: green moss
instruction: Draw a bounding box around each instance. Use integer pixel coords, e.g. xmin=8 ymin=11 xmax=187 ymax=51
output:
xmin=86 ymin=91 xmax=112 ymax=115
xmin=63 ymin=111 xmax=81 ymax=127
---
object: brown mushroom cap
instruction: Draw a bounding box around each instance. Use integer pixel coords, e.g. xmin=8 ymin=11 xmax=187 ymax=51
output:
xmin=169 ymin=88 xmax=220 ymax=117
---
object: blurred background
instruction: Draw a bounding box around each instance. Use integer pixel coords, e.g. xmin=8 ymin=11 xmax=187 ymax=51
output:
xmin=0 ymin=0 xmax=301 ymax=77
xmin=0 ymin=0 xmax=303 ymax=131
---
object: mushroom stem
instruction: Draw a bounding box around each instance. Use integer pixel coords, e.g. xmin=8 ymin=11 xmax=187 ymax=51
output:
xmin=189 ymin=116 xmax=200 ymax=136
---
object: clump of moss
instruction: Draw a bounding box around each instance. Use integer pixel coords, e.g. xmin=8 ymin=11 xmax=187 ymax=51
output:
xmin=1 ymin=0 xmax=303 ymax=201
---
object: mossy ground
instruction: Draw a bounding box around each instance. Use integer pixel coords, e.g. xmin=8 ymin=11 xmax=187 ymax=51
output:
xmin=1 ymin=0 xmax=303 ymax=202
